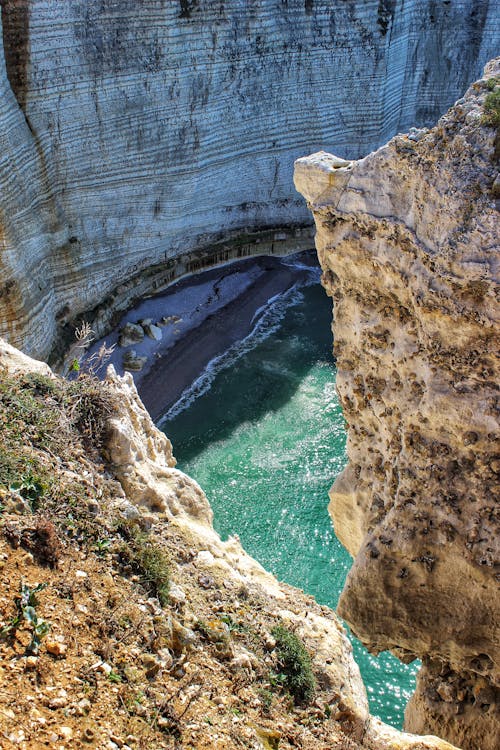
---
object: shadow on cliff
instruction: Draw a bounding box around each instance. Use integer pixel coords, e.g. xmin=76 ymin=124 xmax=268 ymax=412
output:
xmin=1 ymin=0 xmax=29 ymax=107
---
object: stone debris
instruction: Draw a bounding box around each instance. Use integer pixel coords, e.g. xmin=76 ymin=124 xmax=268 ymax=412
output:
xmin=45 ymin=640 xmax=68 ymax=657
xmin=142 ymin=322 xmax=162 ymax=341
xmin=118 ymin=322 xmax=144 ymax=347
xmin=122 ymin=350 xmax=147 ymax=372
xmin=159 ymin=315 xmax=182 ymax=326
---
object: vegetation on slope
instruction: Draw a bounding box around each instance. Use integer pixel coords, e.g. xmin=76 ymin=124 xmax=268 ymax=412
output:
xmin=0 ymin=365 xmax=362 ymax=750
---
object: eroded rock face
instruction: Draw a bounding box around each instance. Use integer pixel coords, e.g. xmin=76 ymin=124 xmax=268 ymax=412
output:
xmin=0 ymin=1 xmax=498 ymax=363
xmin=294 ymin=60 xmax=499 ymax=749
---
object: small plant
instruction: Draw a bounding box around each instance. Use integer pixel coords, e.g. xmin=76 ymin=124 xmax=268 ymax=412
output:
xmin=117 ymin=523 xmax=170 ymax=606
xmin=483 ymin=86 xmax=500 ymax=128
xmin=271 ymin=625 xmax=316 ymax=704
xmin=482 ymin=78 xmax=500 ymax=161
xmin=66 ymin=375 xmax=117 ymax=449
xmin=9 ymin=472 xmax=46 ymax=511
xmin=93 ymin=537 xmax=112 ymax=556
xmin=74 ymin=320 xmax=95 ymax=352
xmin=72 ymin=321 xmax=115 ymax=377
xmin=84 ymin=341 xmax=116 ymax=376
xmin=220 ymin=613 xmax=249 ymax=634
xmin=0 ymin=582 xmax=51 ymax=654
xmin=257 ymin=687 xmax=274 ymax=712
xmin=108 ymin=670 xmax=122 ymax=683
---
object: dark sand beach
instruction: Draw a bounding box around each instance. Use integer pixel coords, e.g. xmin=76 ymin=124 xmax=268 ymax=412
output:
xmin=140 ymin=263 xmax=311 ymax=421
xmin=86 ymin=252 xmax=319 ymax=423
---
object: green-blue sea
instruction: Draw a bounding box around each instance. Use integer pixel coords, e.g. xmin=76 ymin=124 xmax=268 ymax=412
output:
xmin=161 ymin=261 xmax=419 ymax=728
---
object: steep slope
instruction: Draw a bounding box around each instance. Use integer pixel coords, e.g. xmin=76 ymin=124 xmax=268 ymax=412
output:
xmin=0 ymin=1 xmax=498 ymax=362
xmin=0 ymin=338 xmax=459 ymax=750
xmin=294 ymin=60 xmax=499 ymax=749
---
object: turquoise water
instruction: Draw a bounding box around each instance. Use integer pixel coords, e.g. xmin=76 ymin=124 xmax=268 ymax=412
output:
xmin=161 ymin=272 xmax=418 ymax=728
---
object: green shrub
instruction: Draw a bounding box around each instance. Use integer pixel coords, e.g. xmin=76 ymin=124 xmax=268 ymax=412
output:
xmin=271 ymin=625 xmax=316 ymax=703
xmin=483 ymin=87 xmax=500 ymax=128
xmin=117 ymin=523 xmax=170 ymax=606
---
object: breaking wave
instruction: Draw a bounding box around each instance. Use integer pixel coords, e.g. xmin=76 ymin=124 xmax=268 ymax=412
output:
xmin=160 ymin=276 xmax=316 ymax=424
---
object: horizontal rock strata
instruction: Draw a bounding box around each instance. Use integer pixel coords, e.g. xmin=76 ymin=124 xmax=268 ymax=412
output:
xmin=294 ymin=60 xmax=500 ymax=749
xmin=0 ymin=1 xmax=498 ymax=363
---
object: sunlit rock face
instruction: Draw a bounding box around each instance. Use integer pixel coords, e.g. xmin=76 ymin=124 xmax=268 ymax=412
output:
xmin=0 ymin=0 xmax=498 ymax=362
xmin=294 ymin=59 xmax=499 ymax=750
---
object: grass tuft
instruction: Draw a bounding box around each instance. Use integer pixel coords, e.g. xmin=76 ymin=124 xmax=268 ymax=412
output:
xmin=116 ymin=522 xmax=170 ymax=606
xmin=482 ymin=78 xmax=500 ymax=161
xmin=271 ymin=625 xmax=316 ymax=704
xmin=0 ymin=367 xmax=118 ymax=544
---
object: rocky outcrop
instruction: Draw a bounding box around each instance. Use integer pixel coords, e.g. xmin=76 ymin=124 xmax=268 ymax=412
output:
xmin=0 ymin=1 xmax=498 ymax=364
xmin=294 ymin=60 xmax=499 ymax=749
xmin=0 ymin=337 xmax=459 ymax=749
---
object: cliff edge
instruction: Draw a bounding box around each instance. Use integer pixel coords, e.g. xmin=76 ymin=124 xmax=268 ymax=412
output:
xmin=0 ymin=339 xmax=458 ymax=749
xmin=294 ymin=60 xmax=500 ymax=749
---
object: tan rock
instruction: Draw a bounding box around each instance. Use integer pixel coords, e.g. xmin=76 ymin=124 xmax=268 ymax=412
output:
xmin=59 ymin=725 xmax=73 ymax=740
xmin=294 ymin=59 xmax=500 ymax=750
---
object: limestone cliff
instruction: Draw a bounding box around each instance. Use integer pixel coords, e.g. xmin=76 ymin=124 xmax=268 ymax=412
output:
xmin=0 ymin=1 xmax=498 ymax=363
xmin=0 ymin=338 xmax=459 ymax=749
xmin=294 ymin=60 xmax=499 ymax=749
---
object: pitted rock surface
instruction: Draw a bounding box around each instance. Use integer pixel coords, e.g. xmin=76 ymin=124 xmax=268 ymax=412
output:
xmin=294 ymin=59 xmax=500 ymax=750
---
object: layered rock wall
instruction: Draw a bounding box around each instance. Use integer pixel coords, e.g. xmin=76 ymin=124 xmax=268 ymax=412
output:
xmin=0 ymin=0 xmax=498 ymax=362
xmin=294 ymin=61 xmax=499 ymax=749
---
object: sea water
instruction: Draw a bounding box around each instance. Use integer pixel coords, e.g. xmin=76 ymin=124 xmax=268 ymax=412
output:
xmin=161 ymin=263 xmax=419 ymax=728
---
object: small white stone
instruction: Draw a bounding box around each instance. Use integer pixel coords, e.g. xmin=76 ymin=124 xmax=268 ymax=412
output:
xmin=196 ymin=550 xmax=214 ymax=566
xmin=59 ymin=726 xmax=73 ymax=740
xmin=168 ymin=583 xmax=186 ymax=605
xmin=75 ymin=698 xmax=91 ymax=715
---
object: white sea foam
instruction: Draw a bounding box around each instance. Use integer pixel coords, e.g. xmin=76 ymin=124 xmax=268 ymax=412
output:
xmin=280 ymin=257 xmax=322 ymax=278
xmin=159 ymin=282 xmax=309 ymax=424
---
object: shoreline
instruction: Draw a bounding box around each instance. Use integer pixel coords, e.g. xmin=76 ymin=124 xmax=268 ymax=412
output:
xmin=86 ymin=251 xmax=319 ymax=423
